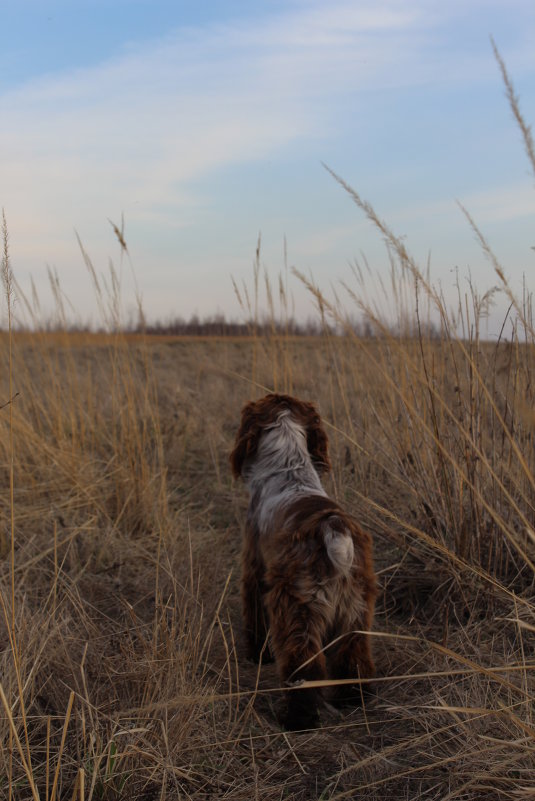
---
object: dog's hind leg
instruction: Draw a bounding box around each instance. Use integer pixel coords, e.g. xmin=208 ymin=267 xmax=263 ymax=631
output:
xmin=241 ymin=538 xmax=272 ymax=662
xmin=267 ymin=586 xmax=329 ymax=730
xmin=329 ymin=583 xmax=376 ymax=707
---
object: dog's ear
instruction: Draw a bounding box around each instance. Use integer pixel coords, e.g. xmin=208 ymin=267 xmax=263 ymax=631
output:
xmin=306 ymin=409 xmax=331 ymax=474
xmin=230 ymin=403 xmax=261 ymax=479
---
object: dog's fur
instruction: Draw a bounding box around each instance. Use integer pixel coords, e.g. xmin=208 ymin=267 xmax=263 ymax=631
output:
xmin=230 ymin=393 xmax=377 ymax=729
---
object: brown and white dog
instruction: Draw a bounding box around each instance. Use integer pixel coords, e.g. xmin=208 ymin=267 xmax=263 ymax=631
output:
xmin=230 ymin=393 xmax=377 ymax=730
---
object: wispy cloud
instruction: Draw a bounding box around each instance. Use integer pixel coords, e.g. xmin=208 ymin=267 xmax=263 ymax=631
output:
xmin=459 ymin=184 xmax=535 ymax=225
xmin=392 ymin=183 xmax=535 ymax=230
xmin=0 ymin=2 xmax=429 ymax=300
xmin=2 ymin=1 xmax=424 ymax=178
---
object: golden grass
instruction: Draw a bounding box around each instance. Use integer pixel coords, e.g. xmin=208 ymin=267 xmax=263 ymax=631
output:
xmin=0 ymin=325 xmax=534 ymax=800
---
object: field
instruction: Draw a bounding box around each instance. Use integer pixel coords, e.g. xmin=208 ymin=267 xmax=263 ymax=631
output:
xmin=1 ymin=46 xmax=534 ymax=800
xmin=1 ymin=316 xmax=535 ymax=800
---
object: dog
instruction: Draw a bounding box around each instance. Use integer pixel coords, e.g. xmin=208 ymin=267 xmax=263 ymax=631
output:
xmin=230 ymin=393 xmax=377 ymax=730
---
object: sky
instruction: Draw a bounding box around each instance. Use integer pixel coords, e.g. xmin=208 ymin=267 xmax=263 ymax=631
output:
xmin=1 ymin=0 xmax=534 ymax=333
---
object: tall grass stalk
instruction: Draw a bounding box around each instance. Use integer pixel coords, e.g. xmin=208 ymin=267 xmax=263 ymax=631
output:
xmin=1 ymin=210 xmax=39 ymax=798
xmin=491 ymin=36 xmax=535 ymax=180
xmin=1 ymin=209 xmax=14 ymax=568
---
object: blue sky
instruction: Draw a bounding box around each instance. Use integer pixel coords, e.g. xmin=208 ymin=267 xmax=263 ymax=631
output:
xmin=2 ymin=0 xmax=534 ymax=332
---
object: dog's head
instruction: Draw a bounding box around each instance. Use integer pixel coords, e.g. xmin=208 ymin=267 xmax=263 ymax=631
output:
xmin=230 ymin=393 xmax=331 ymax=480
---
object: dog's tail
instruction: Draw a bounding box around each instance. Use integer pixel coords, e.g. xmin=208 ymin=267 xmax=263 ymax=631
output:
xmin=323 ymin=519 xmax=354 ymax=576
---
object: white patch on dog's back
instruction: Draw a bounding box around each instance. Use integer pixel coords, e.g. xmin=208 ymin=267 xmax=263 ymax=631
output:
xmin=249 ymin=409 xmax=327 ymax=535
xmin=257 ymin=412 xmax=309 ymax=473
xmin=324 ymin=526 xmax=354 ymax=575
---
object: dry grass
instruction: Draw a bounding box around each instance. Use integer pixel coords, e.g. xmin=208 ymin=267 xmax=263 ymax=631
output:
xmin=1 ymin=42 xmax=534 ymax=801
xmin=0 ymin=325 xmax=534 ymax=800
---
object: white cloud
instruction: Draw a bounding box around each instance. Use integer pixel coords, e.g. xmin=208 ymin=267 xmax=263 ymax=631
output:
xmin=0 ymin=4 xmax=428 ymax=286
xmin=459 ymin=184 xmax=535 ymax=224
xmin=392 ymin=183 xmax=535 ymax=229
xmin=0 ymin=2 xmax=436 ymax=198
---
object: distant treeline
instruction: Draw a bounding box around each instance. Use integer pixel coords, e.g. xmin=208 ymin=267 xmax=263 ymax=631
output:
xmin=4 ymin=312 xmax=327 ymax=336
xmin=6 ymin=312 xmax=440 ymax=338
xmin=132 ymin=313 xmax=333 ymax=337
xmin=133 ymin=313 xmax=440 ymax=338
